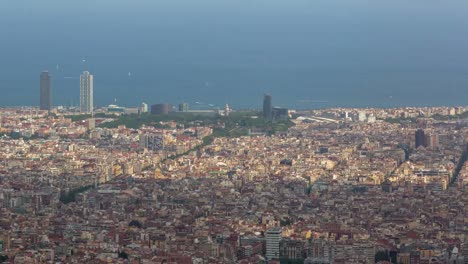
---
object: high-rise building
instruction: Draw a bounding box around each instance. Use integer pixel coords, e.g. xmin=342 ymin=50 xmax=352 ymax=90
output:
xmin=272 ymin=107 xmax=289 ymax=120
xmin=140 ymin=102 xmax=149 ymax=113
xmin=40 ymin=71 xmax=52 ymax=111
xmin=151 ymin=104 xmax=172 ymax=115
xmin=80 ymin=71 xmax=94 ymax=113
xmin=266 ymin=227 xmax=282 ymax=260
xmin=415 ymin=129 xmax=426 ymax=148
xmin=263 ymin=94 xmax=272 ymax=120
xmin=426 ymin=133 xmax=439 ymax=149
xmin=179 ymin=103 xmax=189 ymax=112
xmin=224 ymin=104 xmax=231 ymax=116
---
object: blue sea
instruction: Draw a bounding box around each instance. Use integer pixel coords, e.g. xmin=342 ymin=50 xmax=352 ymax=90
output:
xmin=1 ymin=0 xmax=467 ymax=109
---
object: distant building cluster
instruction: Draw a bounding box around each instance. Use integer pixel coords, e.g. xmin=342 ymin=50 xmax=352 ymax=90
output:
xmin=38 ymin=74 xmax=294 ymax=120
xmin=39 ymin=70 xmax=94 ymax=114
xmin=263 ymin=94 xmax=290 ymax=121
xmin=1 ymin=104 xmax=467 ymax=263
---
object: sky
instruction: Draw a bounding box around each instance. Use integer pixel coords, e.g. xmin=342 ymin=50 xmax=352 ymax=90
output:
xmin=0 ymin=0 xmax=467 ymax=108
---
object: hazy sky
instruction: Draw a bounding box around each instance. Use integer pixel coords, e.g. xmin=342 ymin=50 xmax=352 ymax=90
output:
xmin=2 ymin=0 xmax=467 ymax=67
xmin=0 ymin=0 xmax=467 ymax=107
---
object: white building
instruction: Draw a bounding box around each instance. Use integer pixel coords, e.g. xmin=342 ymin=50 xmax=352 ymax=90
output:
xmin=266 ymin=227 xmax=282 ymax=260
xmin=140 ymin=102 xmax=149 ymax=113
xmin=367 ymin=114 xmax=376 ymax=123
xmin=80 ymin=71 xmax=94 ymax=113
xmin=358 ymin=111 xmax=367 ymax=122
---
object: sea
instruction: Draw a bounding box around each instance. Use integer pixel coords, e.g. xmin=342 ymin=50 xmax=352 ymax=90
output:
xmin=1 ymin=0 xmax=467 ymax=110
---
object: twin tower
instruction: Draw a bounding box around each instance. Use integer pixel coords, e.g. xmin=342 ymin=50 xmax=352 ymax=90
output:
xmin=39 ymin=71 xmax=94 ymax=113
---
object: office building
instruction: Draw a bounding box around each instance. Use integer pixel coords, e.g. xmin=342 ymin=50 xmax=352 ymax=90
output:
xmin=107 ymin=104 xmax=125 ymax=113
xmin=179 ymin=103 xmax=189 ymax=112
xmin=87 ymin=118 xmax=95 ymax=130
xmin=415 ymin=129 xmax=426 ymax=148
xmin=426 ymin=133 xmax=439 ymax=149
xmin=139 ymin=134 xmax=164 ymax=151
xmin=280 ymin=238 xmax=304 ymax=260
xmin=40 ymin=71 xmax=52 ymax=111
xmin=272 ymin=107 xmax=289 ymax=120
xmin=151 ymin=104 xmax=172 ymax=115
xmin=263 ymin=94 xmax=272 ymax=120
xmin=80 ymin=71 xmax=94 ymax=113
xmin=266 ymin=227 xmax=282 ymax=260
xmin=358 ymin=111 xmax=367 ymax=122
xmin=140 ymin=102 xmax=149 ymax=113
xmin=224 ymin=103 xmax=231 ymax=116
xmin=124 ymin=108 xmax=139 ymax=115
xmin=306 ymin=238 xmax=334 ymax=262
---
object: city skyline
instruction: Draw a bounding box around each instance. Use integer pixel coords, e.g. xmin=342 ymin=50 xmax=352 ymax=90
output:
xmin=2 ymin=0 xmax=468 ymax=109
xmin=0 ymin=0 xmax=467 ymax=262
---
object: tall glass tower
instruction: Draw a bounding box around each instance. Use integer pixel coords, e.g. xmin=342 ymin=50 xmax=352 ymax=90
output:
xmin=80 ymin=71 xmax=94 ymax=113
xmin=263 ymin=94 xmax=272 ymax=120
xmin=40 ymin=71 xmax=51 ymax=111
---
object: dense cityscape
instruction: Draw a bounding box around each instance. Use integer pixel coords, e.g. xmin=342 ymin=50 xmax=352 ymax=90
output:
xmin=0 ymin=70 xmax=466 ymax=263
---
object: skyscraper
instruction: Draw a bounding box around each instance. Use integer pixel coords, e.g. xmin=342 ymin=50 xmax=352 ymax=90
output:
xmin=179 ymin=103 xmax=189 ymax=112
xmin=266 ymin=227 xmax=282 ymax=260
xmin=80 ymin=71 xmax=94 ymax=113
xmin=415 ymin=129 xmax=426 ymax=148
xmin=40 ymin=71 xmax=51 ymax=111
xmin=140 ymin=102 xmax=149 ymax=113
xmin=426 ymin=133 xmax=439 ymax=149
xmin=263 ymin=94 xmax=272 ymax=120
